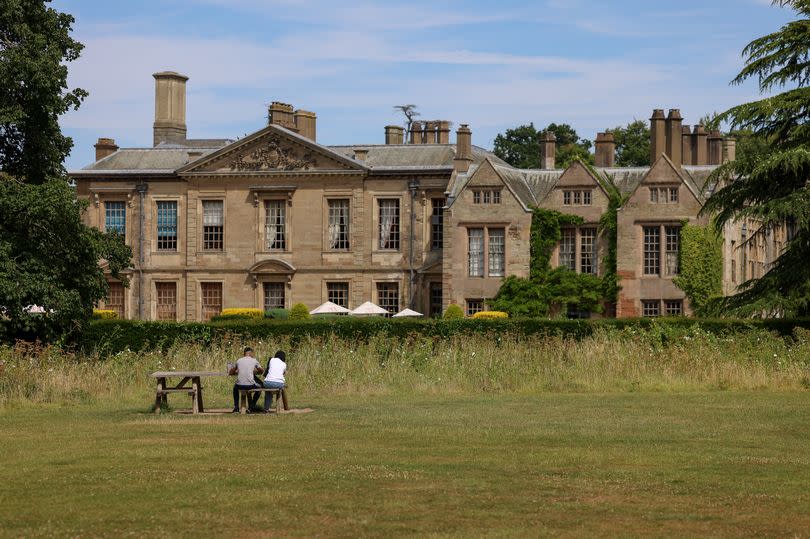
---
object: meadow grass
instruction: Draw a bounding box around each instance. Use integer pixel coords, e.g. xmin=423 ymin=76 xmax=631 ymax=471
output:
xmin=1 ymin=327 xmax=809 ymax=536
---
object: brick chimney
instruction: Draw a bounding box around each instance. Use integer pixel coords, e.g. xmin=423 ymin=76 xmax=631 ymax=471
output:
xmin=453 ymin=124 xmax=473 ymax=173
xmin=153 ymin=71 xmax=188 ymax=146
xmin=94 ymin=138 xmax=119 ymax=161
xmin=423 ymin=121 xmax=438 ymax=144
xmin=437 ymin=121 xmax=451 ymax=144
xmin=681 ymin=125 xmax=694 ymax=165
xmin=268 ymin=102 xmax=296 ymax=130
xmin=708 ymin=130 xmax=723 ymax=165
xmin=294 ymin=109 xmax=316 ymax=141
xmin=409 ymin=121 xmax=423 ymax=144
xmin=650 ymin=109 xmax=666 ymax=163
xmin=539 ymin=131 xmax=556 ymax=170
xmin=385 ymin=125 xmax=405 ymax=145
xmin=693 ymin=124 xmax=708 ymax=165
xmin=594 ymin=132 xmax=615 ymax=168
xmin=665 ymin=109 xmax=683 ymax=167
xmin=723 ymin=138 xmax=736 ymax=163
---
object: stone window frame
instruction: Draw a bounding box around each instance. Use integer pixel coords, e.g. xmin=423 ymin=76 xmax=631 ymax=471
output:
xmin=557 ymin=225 xmax=599 ymax=275
xmin=429 ymin=282 xmax=443 ymax=318
xmin=154 ymin=280 xmax=179 ymax=321
xmin=641 ymin=223 xmax=681 ymax=277
xmin=649 ymin=185 xmax=680 ymax=205
xmin=325 ymin=281 xmax=350 ymax=308
xmin=104 ymin=280 xmax=126 ymax=320
xmin=262 ymin=281 xmax=287 ymax=311
xmin=375 ymin=281 xmax=400 ymax=317
xmin=103 ymin=199 xmax=128 ymax=242
xmin=471 ymin=189 xmax=502 ymax=205
xmin=466 ymin=299 xmax=485 ymax=316
xmin=263 ymin=198 xmax=288 ymax=252
xmin=562 ymin=189 xmax=593 ymax=206
xmin=153 ymin=197 xmax=181 ymax=253
xmin=200 ymin=198 xmax=226 ymax=253
xmin=325 ymin=197 xmax=351 ymax=252
xmin=200 ymin=281 xmax=224 ymax=321
xmin=376 ymin=197 xmax=401 ymax=251
xmin=430 ymin=197 xmax=445 ymax=251
xmin=466 ymin=225 xmax=508 ymax=278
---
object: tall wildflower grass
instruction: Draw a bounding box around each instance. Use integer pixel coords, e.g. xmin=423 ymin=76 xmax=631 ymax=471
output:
xmin=1 ymin=325 xmax=809 ymax=407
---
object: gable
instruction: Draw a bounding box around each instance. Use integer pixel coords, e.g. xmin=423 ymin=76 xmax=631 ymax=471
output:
xmin=178 ymin=125 xmax=366 ymax=175
xmin=627 ymin=154 xmax=701 ymax=204
xmin=556 ymin=161 xmax=605 ymax=190
xmin=450 ymin=158 xmax=532 ymax=212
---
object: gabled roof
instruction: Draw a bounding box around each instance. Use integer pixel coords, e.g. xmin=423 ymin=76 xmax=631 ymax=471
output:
xmin=176 ymin=124 xmax=369 ymax=174
xmin=76 ymin=147 xmax=224 ymax=175
xmin=624 ymin=153 xmax=703 ymax=203
xmin=327 ymin=144 xmax=507 ymax=170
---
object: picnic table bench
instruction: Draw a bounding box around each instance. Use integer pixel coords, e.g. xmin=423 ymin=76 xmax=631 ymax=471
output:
xmin=150 ymin=371 xmax=228 ymax=414
xmin=238 ymin=387 xmax=289 ymax=414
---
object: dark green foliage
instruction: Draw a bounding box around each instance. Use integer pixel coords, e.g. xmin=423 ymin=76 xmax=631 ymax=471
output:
xmin=673 ymin=223 xmax=724 ymax=316
xmin=609 ymin=120 xmax=650 ymax=167
xmin=493 ymin=123 xmax=593 ymax=169
xmin=443 ymin=304 xmax=464 ymax=319
xmin=75 ymin=316 xmax=810 ymax=356
xmin=0 ymin=1 xmax=87 ymax=183
xmin=528 ymin=208 xmax=583 ymax=278
xmin=265 ymin=308 xmax=289 ymax=320
xmin=597 ymin=174 xmax=629 ymax=302
xmin=703 ymin=0 xmax=810 ymax=314
xmin=0 ymin=180 xmax=131 ymax=341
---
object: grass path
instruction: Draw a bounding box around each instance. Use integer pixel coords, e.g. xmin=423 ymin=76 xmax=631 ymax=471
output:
xmin=1 ymin=392 xmax=809 ymax=537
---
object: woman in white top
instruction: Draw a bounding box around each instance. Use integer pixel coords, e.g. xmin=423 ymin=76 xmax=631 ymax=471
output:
xmin=262 ymin=350 xmax=287 ymax=412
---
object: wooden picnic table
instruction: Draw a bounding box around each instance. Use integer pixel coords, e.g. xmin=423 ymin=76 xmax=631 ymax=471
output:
xmin=149 ymin=371 xmax=228 ymax=414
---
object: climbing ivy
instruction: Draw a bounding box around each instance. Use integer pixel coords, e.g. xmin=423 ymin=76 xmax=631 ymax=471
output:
xmin=673 ymin=222 xmax=723 ymax=316
xmin=596 ymin=172 xmax=629 ymax=303
xmin=528 ymin=208 xmax=583 ymax=278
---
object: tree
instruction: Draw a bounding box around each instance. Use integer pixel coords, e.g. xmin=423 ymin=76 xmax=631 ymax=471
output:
xmin=393 ymin=104 xmax=419 ymax=143
xmin=0 ymin=0 xmax=87 ymax=183
xmin=702 ymin=0 xmax=810 ymax=315
xmin=493 ymin=122 xmax=593 ymax=169
xmin=0 ymin=1 xmax=131 ymax=341
xmin=609 ymin=120 xmax=650 ymax=167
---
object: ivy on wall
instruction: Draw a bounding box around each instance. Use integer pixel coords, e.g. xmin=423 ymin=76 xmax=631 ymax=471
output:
xmin=595 ymin=172 xmax=627 ymax=303
xmin=673 ymin=222 xmax=723 ymax=316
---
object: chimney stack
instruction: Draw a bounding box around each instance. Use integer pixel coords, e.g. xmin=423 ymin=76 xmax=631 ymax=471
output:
xmin=722 ymin=138 xmax=736 ymax=163
xmin=268 ymin=102 xmax=296 ymax=130
xmin=294 ymin=109 xmax=317 ymax=141
xmin=665 ymin=109 xmax=683 ymax=166
xmin=693 ymin=124 xmax=708 ymax=165
xmin=437 ymin=121 xmax=451 ymax=144
xmin=409 ymin=121 xmax=423 ymax=144
xmin=423 ymin=121 xmax=438 ymax=144
xmin=94 ymin=138 xmax=119 ymax=161
xmin=594 ymin=132 xmax=615 ymax=168
xmin=681 ymin=125 xmax=694 ymax=165
xmin=153 ymin=71 xmax=188 ymax=146
xmin=650 ymin=109 xmax=666 ymax=164
xmin=708 ymin=130 xmax=723 ymax=165
xmin=453 ymin=124 xmax=473 ymax=173
xmin=385 ymin=125 xmax=405 ymax=145
xmin=353 ymin=148 xmax=369 ymax=162
xmin=539 ymin=131 xmax=557 ymax=170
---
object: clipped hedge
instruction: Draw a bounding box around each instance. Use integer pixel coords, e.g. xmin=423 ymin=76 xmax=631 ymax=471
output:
xmin=76 ymin=316 xmax=810 ymax=356
xmin=91 ymin=309 xmax=118 ymax=320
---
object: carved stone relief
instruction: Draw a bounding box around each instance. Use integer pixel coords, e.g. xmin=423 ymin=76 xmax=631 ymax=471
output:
xmin=228 ymin=135 xmax=317 ymax=172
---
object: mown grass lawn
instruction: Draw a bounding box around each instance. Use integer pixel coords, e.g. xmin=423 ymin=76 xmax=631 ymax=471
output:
xmin=1 ymin=392 xmax=808 ymax=537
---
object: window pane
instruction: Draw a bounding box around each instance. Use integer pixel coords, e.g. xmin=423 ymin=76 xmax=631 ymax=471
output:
xmin=378 ymin=199 xmax=400 ymax=250
xmin=492 ymin=191 xmax=501 ymax=204
xmin=580 ymin=228 xmax=597 ymax=275
xmin=642 ymin=300 xmax=660 ymax=317
xmin=156 ymin=201 xmax=177 ymax=251
xmin=468 ymin=228 xmax=484 ymax=277
xmin=430 ymin=282 xmax=443 ymax=318
xmin=643 ymin=226 xmax=660 ymax=276
xmin=431 ymin=198 xmax=445 ymax=250
xmin=263 ymin=282 xmax=285 ymax=310
xmin=665 ymin=226 xmax=680 ymax=276
xmin=327 ymin=282 xmax=349 ymax=308
xmin=573 ymin=191 xmax=581 ymax=205
xmin=376 ymin=283 xmax=399 ymax=316
xmin=473 ymin=191 xmax=481 ymax=204
xmin=202 ymin=201 xmax=223 ymax=250
xmin=669 ymin=187 xmax=679 ymax=203
xmin=155 ymin=282 xmax=177 ymax=321
xmin=107 ymin=282 xmax=125 ymax=320
xmin=582 ymin=190 xmax=592 ymax=205
xmin=483 ymin=191 xmax=491 ymax=204
xmin=650 ymin=188 xmax=658 ymax=203
xmin=664 ymin=300 xmax=682 ymax=316
xmin=563 ymin=191 xmax=571 ymax=205
xmin=559 ymin=229 xmax=576 ymax=271
xmin=201 ymin=282 xmax=222 ymax=321
xmin=328 ymin=199 xmax=350 ymax=250
xmin=488 ymin=228 xmax=505 ymax=277
xmin=105 ymin=201 xmax=126 ymax=238
xmin=466 ymin=299 xmax=484 ymax=316
xmin=264 ymin=200 xmax=286 ymax=251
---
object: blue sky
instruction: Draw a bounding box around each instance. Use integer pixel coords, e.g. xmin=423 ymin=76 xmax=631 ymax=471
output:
xmin=56 ymin=0 xmax=794 ymax=170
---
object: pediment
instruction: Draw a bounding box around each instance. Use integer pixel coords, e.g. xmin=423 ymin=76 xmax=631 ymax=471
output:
xmin=249 ymin=259 xmax=296 ymax=274
xmin=178 ymin=125 xmax=367 ymax=175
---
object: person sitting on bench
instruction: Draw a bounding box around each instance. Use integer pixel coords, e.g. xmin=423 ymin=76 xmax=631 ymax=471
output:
xmin=262 ymin=350 xmax=287 ymax=413
xmin=231 ymin=347 xmax=263 ymax=413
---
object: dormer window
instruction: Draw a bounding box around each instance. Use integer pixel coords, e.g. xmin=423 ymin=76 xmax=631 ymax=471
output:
xmin=563 ymin=190 xmax=592 ymax=206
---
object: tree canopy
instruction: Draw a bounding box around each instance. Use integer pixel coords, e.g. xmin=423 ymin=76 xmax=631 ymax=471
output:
xmin=0 ymin=1 xmax=131 ymax=340
xmin=609 ymin=120 xmax=650 ymax=167
xmin=702 ymin=0 xmax=810 ymax=315
xmin=493 ymin=122 xmax=593 ymax=169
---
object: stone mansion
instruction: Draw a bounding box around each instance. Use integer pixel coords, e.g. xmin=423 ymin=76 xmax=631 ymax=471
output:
xmin=71 ymin=72 xmax=771 ymax=321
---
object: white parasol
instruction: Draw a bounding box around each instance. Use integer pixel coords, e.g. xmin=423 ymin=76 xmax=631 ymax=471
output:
xmin=309 ymin=301 xmax=351 ymax=315
xmin=392 ymin=308 xmax=423 ymax=318
xmin=349 ymin=301 xmax=390 ymax=316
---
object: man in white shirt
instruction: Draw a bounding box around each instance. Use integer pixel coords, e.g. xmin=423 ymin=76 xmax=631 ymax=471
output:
xmin=231 ymin=347 xmax=262 ymax=413
xmin=262 ymin=350 xmax=287 ymax=412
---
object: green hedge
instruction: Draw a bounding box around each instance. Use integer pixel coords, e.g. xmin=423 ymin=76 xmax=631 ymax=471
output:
xmin=74 ymin=316 xmax=810 ymax=356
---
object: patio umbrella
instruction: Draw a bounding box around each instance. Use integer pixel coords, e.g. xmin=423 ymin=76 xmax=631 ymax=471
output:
xmin=350 ymin=301 xmax=389 ymax=316
xmin=392 ymin=308 xmax=423 ymax=318
xmin=24 ymin=305 xmax=47 ymax=314
xmin=309 ymin=301 xmax=351 ymax=315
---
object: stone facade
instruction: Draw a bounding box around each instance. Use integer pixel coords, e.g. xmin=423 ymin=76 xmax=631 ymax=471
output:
xmin=70 ymin=72 xmax=786 ymax=321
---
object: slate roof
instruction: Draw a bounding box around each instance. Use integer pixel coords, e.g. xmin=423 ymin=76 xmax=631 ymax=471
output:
xmin=328 ymin=144 xmax=507 ymax=169
xmin=77 ymin=147 xmax=224 ymax=174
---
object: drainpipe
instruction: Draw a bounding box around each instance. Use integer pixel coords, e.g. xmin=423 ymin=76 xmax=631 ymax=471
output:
xmin=408 ymin=178 xmax=419 ymax=309
xmin=136 ymin=182 xmax=148 ymax=320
